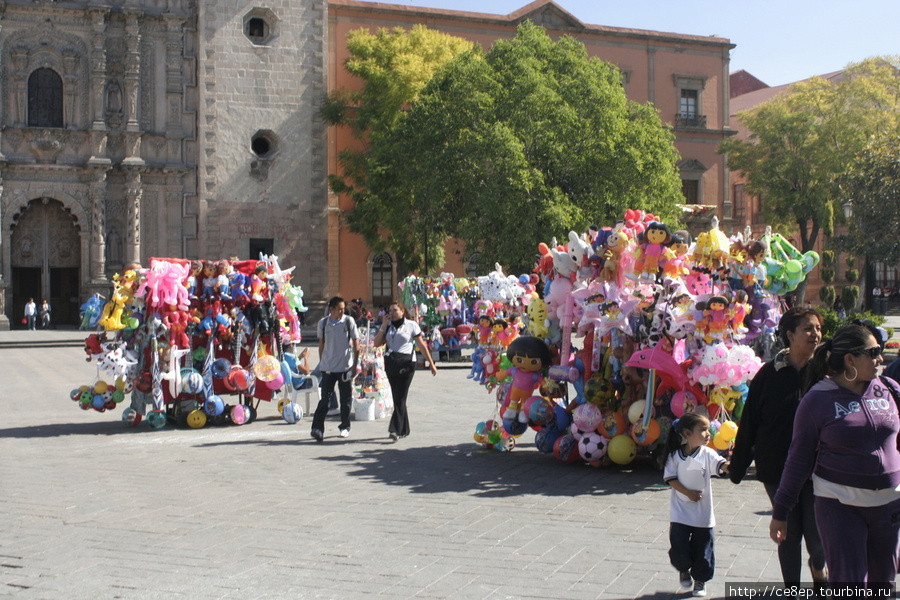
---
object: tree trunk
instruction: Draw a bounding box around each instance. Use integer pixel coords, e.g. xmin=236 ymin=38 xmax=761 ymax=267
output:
xmin=796 ymin=278 xmax=808 ymax=307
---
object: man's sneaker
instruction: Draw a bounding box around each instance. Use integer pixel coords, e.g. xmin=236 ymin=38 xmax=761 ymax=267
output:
xmin=311 ymin=429 xmax=323 ymax=442
xmin=678 ymin=571 xmax=692 ymax=590
xmin=692 ymin=581 xmax=706 ymax=597
xmin=389 ymin=432 xmax=399 ymax=442
xmin=339 ymin=429 xmax=350 ymax=438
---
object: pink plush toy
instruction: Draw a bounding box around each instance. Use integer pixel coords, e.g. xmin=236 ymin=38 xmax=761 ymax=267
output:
xmin=137 ymin=260 xmax=190 ymax=310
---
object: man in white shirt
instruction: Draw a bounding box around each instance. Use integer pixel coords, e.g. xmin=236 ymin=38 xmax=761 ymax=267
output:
xmin=24 ymin=298 xmax=36 ymax=330
xmin=310 ymin=296 xmax=359 ymax=442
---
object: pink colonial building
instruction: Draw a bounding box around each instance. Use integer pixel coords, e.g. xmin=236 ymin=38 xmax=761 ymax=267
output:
xmin=327 ymin=0 xmax=736 ymax=307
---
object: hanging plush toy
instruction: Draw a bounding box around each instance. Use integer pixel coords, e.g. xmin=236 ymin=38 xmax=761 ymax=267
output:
xmin=634 ymin=221 xmax=675 ymax=281
xmin=599 ymin=224 xmax=629 ymax=283
xmin=497 ymin=337 xmax=551 ymax=423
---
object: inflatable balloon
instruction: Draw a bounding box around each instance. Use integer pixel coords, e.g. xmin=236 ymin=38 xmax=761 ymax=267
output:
xmin=186 ymin=409 xmax=207 ymax=429
xmin=607 ymin=434 xmax=637 ymax=465
xmin=578 ymin=432 xmax=609 ymax=462
xmin=573 ymin=403 xmax=603 ymax=432
xmin=554 ymin=434 xmax=580 ymax=463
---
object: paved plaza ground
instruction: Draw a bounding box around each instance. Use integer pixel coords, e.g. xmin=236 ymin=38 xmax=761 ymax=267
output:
xmin=0 ymin=329 xmax=866 ymax=599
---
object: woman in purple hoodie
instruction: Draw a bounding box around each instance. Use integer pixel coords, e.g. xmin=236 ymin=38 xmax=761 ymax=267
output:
xmin=770 ymin=324 xmax=900 ymax=587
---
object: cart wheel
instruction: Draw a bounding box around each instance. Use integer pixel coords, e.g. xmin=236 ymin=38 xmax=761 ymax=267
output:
xmin=243 ymin=404 xmax=257 ymax=424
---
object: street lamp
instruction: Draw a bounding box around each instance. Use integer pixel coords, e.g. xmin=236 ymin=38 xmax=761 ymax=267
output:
xmin=842 ymin=199 xmax=854 ymax=220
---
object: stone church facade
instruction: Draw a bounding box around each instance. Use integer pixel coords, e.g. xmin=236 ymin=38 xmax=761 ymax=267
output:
xmin=0 ymin=0 xmax=328 ymax=328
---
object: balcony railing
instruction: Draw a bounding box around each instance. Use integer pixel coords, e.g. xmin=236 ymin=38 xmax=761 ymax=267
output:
xmin=675 ymin=113 xmax=707 ymax=129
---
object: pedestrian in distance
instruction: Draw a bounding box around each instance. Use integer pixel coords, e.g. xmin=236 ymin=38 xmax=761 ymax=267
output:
xmin=770 ymin=323 xmax=900 ymax=590
xmin=664 ymin=412 xmax=730 ymax=597
xmin=24 ymin=298 xmax=36 ymax=330
xmin=310 ymin=296 xmax=359 ymax=442
xmin=373 ymin=301 xmax=437 ymax=442
xmin=729 ymin=307 xmax=828 ymax=589
xmin=38 ymin=299 xmax=51 ymax=329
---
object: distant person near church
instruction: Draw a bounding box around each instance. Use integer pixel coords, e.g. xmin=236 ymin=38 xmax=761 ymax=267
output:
xmin=39 ymin=300 xmax=52 ymax=329
xmin=24 ymin=298 xmax=36 ymax=330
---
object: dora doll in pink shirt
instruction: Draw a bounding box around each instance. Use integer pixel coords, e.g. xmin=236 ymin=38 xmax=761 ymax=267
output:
xmin=499 ymin=336 xmax=551 ymax=423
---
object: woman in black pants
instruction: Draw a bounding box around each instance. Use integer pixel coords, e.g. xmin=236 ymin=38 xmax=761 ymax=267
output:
xmin=730 ymin=307 xmax=828 ymax=588
xmin=373 ymin=301 xmax=437 ymax=441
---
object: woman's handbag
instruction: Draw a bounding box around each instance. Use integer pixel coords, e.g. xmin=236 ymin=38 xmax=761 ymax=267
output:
xmin=384 ymin=352 xmax=414 ymax=376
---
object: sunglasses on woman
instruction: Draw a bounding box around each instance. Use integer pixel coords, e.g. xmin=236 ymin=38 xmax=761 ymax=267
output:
xmin=854 ymin=346 xmax=883 ymax=358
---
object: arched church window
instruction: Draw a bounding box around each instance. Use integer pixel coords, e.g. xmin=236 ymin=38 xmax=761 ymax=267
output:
xmin=28 ymin=68 xmax=63 ymax=128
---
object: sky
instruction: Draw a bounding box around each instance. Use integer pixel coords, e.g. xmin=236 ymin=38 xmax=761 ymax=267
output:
xmin=365 ymin=0 xmax=899 ymax=87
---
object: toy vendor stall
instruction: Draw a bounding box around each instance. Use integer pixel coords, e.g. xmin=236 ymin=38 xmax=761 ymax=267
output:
xmin=73 ymin=254 xmax=311 ymax=430
xmin=468 ymin=217 xmax=819 ymax=471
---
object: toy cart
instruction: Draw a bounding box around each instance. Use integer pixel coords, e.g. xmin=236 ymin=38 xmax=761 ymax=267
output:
xmin=353 ymin=326 xmax=393 ymax=420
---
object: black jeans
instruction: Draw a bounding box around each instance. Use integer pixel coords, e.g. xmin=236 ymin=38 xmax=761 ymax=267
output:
xmin=764 ymin=480 xmax=826 ymax=585
xmin=385 ymin=356 xmax=415 ymax=437
xmin=312 ymin=371 xmax=352 ymax=433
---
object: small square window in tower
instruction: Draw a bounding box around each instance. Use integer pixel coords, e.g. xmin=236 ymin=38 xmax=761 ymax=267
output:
xmin=247 ymin=18 xmax=266 ymax=41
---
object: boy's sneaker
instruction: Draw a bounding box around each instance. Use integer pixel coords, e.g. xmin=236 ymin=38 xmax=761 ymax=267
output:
xmin=692 ymin=581 xmax=706 ymax=597
xmin=678 ymin=571 xmax=692 ymax=590
xmin=311 ymin=429 xmax=324 ymax=442
xmin=339 ymin=429 xmax=350 ymax=438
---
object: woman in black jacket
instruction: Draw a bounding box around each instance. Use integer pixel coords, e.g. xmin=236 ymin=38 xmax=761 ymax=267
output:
xmin=730 ymin=307 xmax=827 ymax=588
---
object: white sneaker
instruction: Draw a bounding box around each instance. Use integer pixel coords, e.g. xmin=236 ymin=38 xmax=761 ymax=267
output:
xmin=678 ymin=571 xmax=692 ymax=590
xmin=692 ymin=581 xmax=706 ymax=597
xmin=339 ymin=429 xmax=349 ymax=438
xmin=389 ymin=432 xmax=399 ymax=442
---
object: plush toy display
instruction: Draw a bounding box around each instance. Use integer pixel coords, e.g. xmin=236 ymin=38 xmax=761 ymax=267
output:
xmin=467 ymin=209 xmax=818 ymax=467
xmin=71 ymin=255 xmax=308 ymax=430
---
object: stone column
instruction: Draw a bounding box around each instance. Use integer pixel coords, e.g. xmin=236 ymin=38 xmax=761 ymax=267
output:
xmin=0 ymin=162 xmax=9 ymax=330
xmin=10 ymin=48 xmax=28 ymax=126
xmin=89 ymin=166 xmax=109 ymax=283
xmin=125 ymin=167 xmax=143 ymax=265
xmin=123 ymin=9 xmax=144 ymax=166
xmin=164 ymin=14 xmax=185 ymax=153
xmin=88 ymin=7 xmax=110 ymax=165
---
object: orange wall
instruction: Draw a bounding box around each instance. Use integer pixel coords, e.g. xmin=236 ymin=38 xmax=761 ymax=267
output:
xmin=328 ymin=1 xmax=734 ymax=304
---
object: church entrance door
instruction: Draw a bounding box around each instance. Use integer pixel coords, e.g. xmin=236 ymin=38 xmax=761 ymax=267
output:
xmin=10 ymin=198 xmax=82 ymax=326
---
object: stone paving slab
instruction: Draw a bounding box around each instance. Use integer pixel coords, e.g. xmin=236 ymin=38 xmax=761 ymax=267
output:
xmin=0 ymin=343 xmax=849 ymax=600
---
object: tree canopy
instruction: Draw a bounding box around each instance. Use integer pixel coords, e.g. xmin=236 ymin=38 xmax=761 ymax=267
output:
xmin=321 ymin=25 xmax=474 ymax=273
xmin=340 ymin=21 xmax=684 ymax=274
xmin=720 ymin=58 xmax=900 ymax=257
xmin=838 ymin=131 xmax=900 ymax=264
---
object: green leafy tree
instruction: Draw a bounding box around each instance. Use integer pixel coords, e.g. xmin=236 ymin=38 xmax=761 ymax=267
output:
xmin=720 ymin=57 xmax=900 ymax=301
xmin=838 ymin=131 xmax=900 ymax=265
xmin=321 ymin=25 xmax=474 ymax=273
xmin=370 ymin=21 xmax=683 ymax=273
xmin=818 ymin=249 xmax=836 ymax=307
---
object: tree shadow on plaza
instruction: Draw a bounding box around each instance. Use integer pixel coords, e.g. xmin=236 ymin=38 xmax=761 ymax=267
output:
xmin=313 ymin=442 xmax=667 ymax=498
xmin=0 ymin=419 xmax=150 ymax=438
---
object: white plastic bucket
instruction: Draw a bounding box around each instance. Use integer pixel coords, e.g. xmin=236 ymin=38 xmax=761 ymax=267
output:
xmin=354 ymin=397 xmax=376 ymax=421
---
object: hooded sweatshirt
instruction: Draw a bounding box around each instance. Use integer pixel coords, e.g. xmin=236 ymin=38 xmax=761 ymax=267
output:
xmin=773 ymin=377 xmax=900 ymax=521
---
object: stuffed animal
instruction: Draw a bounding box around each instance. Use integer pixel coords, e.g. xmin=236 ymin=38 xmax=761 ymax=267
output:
xmin=497 ymin=337 xmax=551 ymax=423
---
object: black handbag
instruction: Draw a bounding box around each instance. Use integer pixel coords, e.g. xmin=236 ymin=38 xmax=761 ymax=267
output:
xmin=385 ymin=352 xmax=414 ymax=376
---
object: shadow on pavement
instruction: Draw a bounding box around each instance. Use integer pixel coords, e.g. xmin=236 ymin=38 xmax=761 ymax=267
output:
xmin=0 ymin=420 xmax=151 ymax=438
xmin=324 ymin=444 xmax=667 ymax=497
